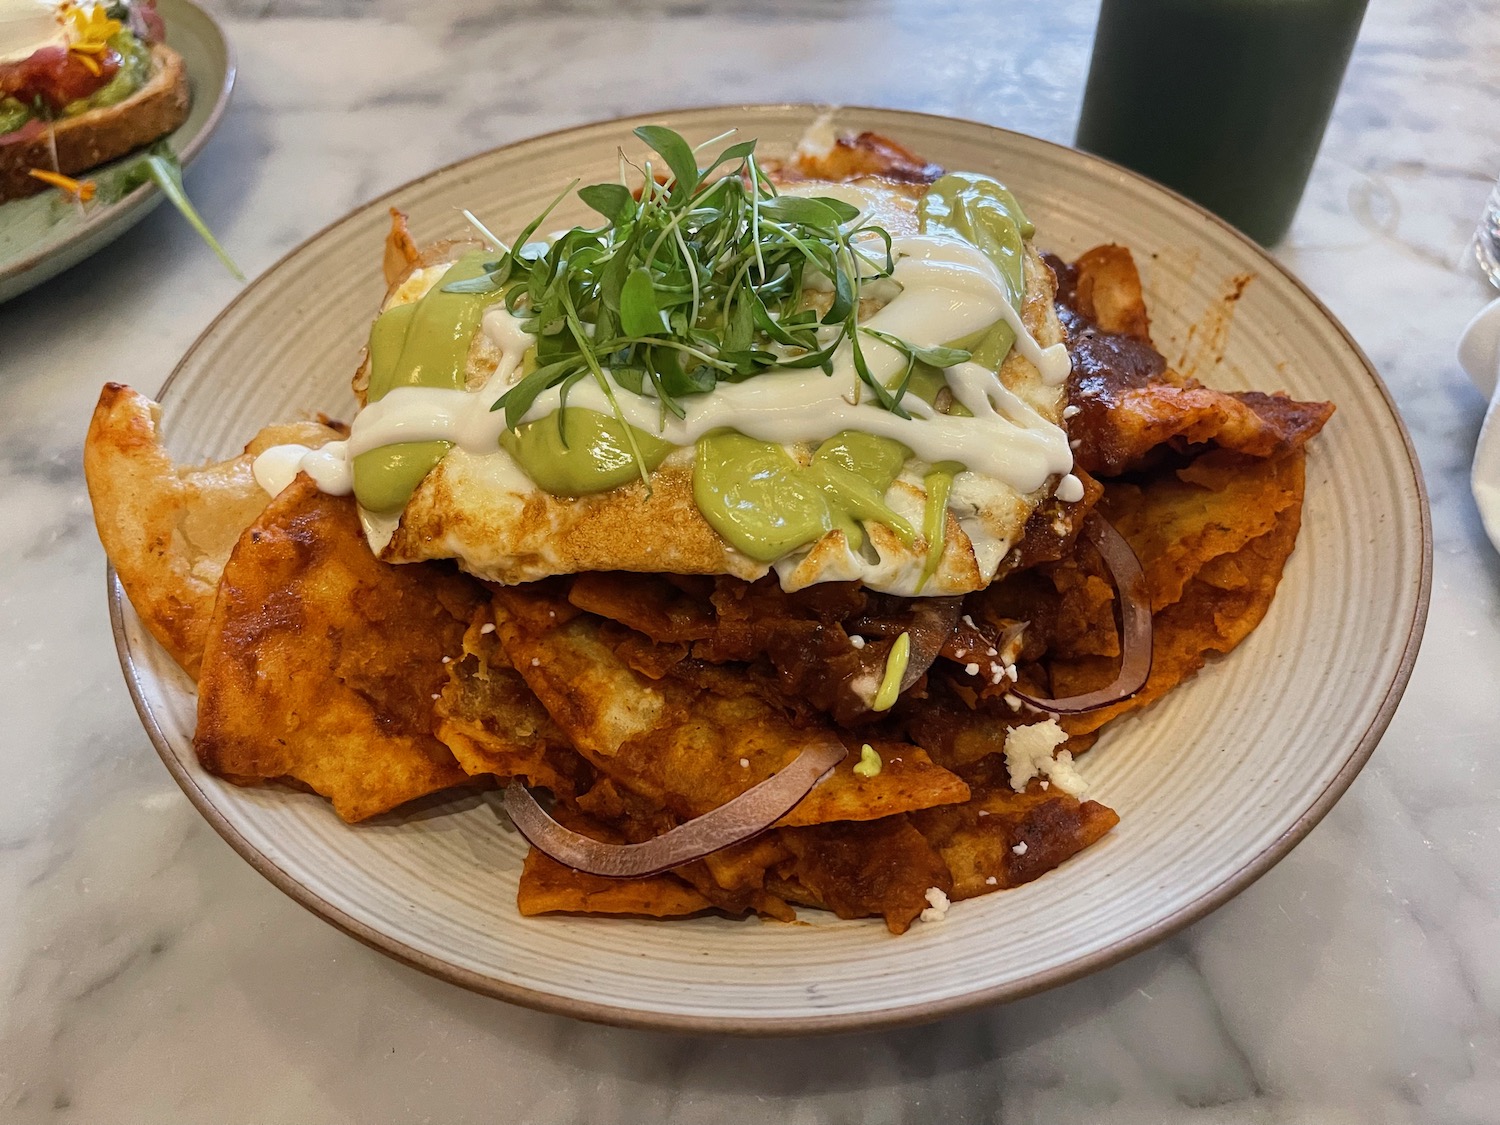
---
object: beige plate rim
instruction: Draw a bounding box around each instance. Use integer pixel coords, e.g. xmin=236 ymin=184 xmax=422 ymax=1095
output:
xmin=108 ymin=104 xmax=1432 ymax=1036
xmin=0 ymin=0 xmax=237 ymax=299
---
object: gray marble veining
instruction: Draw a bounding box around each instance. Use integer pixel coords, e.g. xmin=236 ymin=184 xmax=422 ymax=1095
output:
xmin=2 ymin=0 xmax=1498 ymax=1121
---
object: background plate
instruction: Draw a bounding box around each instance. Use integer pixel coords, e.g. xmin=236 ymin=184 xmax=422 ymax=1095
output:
xmin=109 ymin=105 xmax=1430 ymax=1035
xmin=0 ymin=0 xmax=234 ymax=303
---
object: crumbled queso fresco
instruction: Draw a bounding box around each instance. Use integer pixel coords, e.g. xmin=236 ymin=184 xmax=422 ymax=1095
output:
xmin=1003 ymin=718 xmax=1089 ymax=797
xmin=919 ymin=886 xmax=951 ymax=923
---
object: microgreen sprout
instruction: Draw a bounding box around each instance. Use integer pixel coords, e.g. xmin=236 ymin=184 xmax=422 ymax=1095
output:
xmin=445 ymin=126 xmax=946 ymax=478
xmin=461 ymin=209 xmax=506 ymax=252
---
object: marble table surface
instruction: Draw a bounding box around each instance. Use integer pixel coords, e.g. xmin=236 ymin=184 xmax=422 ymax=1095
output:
xmin=2 ymin=0 xmax=1498 ymax=1120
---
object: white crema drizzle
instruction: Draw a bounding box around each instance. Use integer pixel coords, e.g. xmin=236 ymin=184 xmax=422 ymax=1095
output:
xmin=253 ymin=440 xmax=353 ymax=497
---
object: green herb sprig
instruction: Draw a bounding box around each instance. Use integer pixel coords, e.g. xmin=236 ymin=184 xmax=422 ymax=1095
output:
xmin=448 ymin=126 xmax=936 ymax=450
xmin=92 ymin=141 xmax=243 ymax=279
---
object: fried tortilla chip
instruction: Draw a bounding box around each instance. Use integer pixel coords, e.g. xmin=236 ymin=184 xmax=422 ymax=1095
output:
xmin=516 ymin=806 xmax=718 ymax=920
xmin=1070 ymin=243 xmax=1153 ymax=341
xmin=518 ymin=849 xmax=716 ymax=918
xmin=1055 ymin=457 xmax=1307 ymax=737
xmin=980 ymin=444 xmax=1305 ymax=666
xmin=1051 ymin=247 xmax=1334 ymax=477
xmin=775 ymin=815 xmax=953 ymax=935
xmin=1099 ymin=448 xmax=1305 ymax=611
xmin=701 ymin=833 xmax=792 ymax=898
xmin=912 ymin=784 xmax=1119 ymax=900
xmin=778 ymin=739 xmax=970 ymax=827
xmin=902 ymin=706 xmax=1023 ymax=774
xmin=567 ymin=778 xmax=797 ymax=919
xmin=671 ymin=856 xmax=798 ymax=921
xmin=382 ymin=207 xmax=421 ymax=288
xmin=490 ymin=584 xmax=969 ymax=826
xmin=84 ymin=383 xmax=344 ymax=677
xmin=1073 ymin=381 xmax=1334 ymax=478
xmin=782 ymin=129 xmax=943 ymax=185
xmin=913 ymin=446 xmax=1309 ymax=767
xmin=568 ymin=572 xmax=716 ymax=642
xmin=515 ymin=795 xmax=725 ymax=919
xmin=195 ymin=480 xmax=480 ymax=821
xmin=972 ymin=547 xmax=1120 ymax=663
xmin=434 ymin=611 xmax=588 ymax=797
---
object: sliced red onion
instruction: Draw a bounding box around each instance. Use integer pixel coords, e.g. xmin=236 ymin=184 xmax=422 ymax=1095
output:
xmin=899 ymin=596 xmax=964 ymax=694
xmin=840 ymin=596 xmax=962 ymax=719
xmin=1010 ymin=513 xmax=1153 ymax=714
xmin=503 ymin=739 xmax=848 ymax=878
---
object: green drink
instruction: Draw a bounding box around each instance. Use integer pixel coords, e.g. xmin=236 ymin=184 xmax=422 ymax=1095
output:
xmin=1075 ymin=0 xmax=1369 ymax=245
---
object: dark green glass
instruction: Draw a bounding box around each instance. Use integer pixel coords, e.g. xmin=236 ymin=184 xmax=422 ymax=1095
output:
xmin=1075 ymin=0 xmax=1369 ymax=245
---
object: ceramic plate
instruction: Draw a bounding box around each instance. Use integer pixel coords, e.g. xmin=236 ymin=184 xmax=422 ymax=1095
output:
xmin=0 ymin=0 xmax=234 ymax=303
xmin=108 ymin=106 xmax=1430 ymax=1034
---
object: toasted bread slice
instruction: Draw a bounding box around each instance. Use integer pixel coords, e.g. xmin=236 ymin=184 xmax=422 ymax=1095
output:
xmin=0 ymin=42 xmax=189 ymax=202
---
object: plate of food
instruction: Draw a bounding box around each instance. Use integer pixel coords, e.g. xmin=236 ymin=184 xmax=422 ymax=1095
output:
xmin=0 ymin=0 xmax=234 ymax=303
xmin=84 ymin=105 xmax=1429 ymax=1033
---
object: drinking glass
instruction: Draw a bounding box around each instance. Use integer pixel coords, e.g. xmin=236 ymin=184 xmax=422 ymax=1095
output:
xmin=1075 ymin=0 xmax=1370 ymax=246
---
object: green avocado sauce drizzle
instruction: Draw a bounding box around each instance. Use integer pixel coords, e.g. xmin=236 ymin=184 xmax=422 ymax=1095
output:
xmin=917 ymin=172 xmax=1033 ymax=374
xmin=693 ymin=430 xmax=915 ymax=562
xmin=680 ymin=172 xmax=1035 ymax=564
xmin=501 ymin=409 xmax=674 ymax=496
xmin=352 ymin=250 xmax=495 ymax=513
xmin=918 ymin=172 xmax=1033 ymax=306
xmin=917 ymin=460 xmax=965 ymax=591
xmin=872 ymin=633 xmax=911 ymax=712
xmin=853 ymin=743 xmax=883 ymax=778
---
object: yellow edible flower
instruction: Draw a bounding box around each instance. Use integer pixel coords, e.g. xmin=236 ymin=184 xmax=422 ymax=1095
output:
xmin=28 ymin=168 xmax=97 ymax=201
xmin=65 ymin=4 xmax=123 ymax=59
